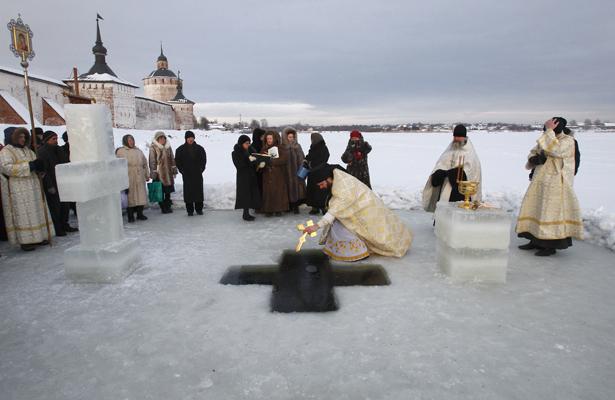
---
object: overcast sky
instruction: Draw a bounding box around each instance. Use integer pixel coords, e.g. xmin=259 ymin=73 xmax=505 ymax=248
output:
xmin=2 ymin=0 xmax=614 ymax=124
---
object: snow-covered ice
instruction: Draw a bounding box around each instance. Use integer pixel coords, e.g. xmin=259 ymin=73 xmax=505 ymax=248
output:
xmin=1 ymin=210 xmax=614 ymax=399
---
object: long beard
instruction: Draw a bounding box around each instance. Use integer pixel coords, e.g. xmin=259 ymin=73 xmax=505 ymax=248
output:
xmin=452 ymin=140 xmax=467 ymax=150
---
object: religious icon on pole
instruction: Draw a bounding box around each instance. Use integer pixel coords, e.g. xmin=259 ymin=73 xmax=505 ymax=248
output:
xmin=7 ymin=14 xmax=35 ymax=62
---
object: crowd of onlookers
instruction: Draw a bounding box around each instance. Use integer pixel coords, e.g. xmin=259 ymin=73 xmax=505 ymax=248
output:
xmin=0 ymin=125 xmax=371 ymax=253
xmin=231 ymin=127 xmax=372 ymax=221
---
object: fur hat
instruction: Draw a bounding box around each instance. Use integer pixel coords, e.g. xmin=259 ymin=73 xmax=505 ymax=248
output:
xmin=453 ymin=124 xmax=467 ymax=137
xmin=282 ymin=126 xmax=297 ymax=136
xmin=185 ymin=130 xmax=195 ymax=139
xmin=350 ymin=130 xmax=362 ymax=139
xmin=11 ymin=127 xmax=30 ymax=148
xmin=154 ymin=131 xmax=166 ymax=141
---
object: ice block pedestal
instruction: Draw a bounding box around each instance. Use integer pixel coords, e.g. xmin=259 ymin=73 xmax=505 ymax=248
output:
xmin=434 ymin=201 xmax=512 ymax=283
xmin=56 ymin=105 xmax=140 ymax=283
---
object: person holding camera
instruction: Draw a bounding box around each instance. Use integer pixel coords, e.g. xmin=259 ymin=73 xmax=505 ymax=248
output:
xmin=341 ymin=130 xmax=372 ymax=188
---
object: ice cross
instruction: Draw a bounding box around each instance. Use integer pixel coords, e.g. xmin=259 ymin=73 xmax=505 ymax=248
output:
xmin=220 ymin=250 xmax=390 ymax=312
xmin=56 ymin=105 xmax=140 ymax=283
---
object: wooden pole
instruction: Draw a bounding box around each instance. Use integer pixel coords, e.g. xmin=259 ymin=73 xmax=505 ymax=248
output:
xmin=73 ymin=66 xmax=79 ymax=96
xmin=21 ymin=55 xmax=53 ymax=246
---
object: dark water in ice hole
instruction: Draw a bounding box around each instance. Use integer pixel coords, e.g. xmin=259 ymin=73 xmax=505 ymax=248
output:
xmin=220 ymin=250 xmax=390 ymax=313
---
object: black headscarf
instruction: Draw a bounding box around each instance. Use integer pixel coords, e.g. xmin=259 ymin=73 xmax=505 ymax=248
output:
xmin=252 ymin=128 xmax=265 ymax=152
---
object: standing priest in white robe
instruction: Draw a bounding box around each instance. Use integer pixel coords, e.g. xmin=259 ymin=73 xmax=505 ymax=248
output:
xmin=422 ymin=124 xmax=482 ymax=212
xmin=516 ymin=117 xmax=583 ymax=256
xmin=0 ymin=127 xmax=54 ymax=251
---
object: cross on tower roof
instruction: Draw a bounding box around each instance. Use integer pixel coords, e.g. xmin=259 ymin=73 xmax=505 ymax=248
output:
xmin=81 ymin=15 xmax=117 ymax=78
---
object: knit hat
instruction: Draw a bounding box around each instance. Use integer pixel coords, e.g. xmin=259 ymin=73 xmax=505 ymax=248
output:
xmin=553 ymin=117 xmax=567 ymax=134
xmin=453 ymin=124 xmax=467 ymax=137
xmin=42 ymin=130 xmax=58 ymax=143
xmin=185 ymin=130 xmax=195 ymax=139
xmin=237 ymin=134 xmax=251 ymax=145
xmin=350 ymin=130 xmax=362 ymax=139
xmin=154 ymin=131 xmax=166 ymax=141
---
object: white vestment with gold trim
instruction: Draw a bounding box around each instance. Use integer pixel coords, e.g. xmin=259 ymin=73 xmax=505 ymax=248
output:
xmin=0 ymin=145 xmax=54 ymax=245
xmin=515 ymin=130 xmax=583 ymax=240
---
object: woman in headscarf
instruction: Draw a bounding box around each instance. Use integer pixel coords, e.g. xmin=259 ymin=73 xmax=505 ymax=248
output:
xmin=260 ymin=131 xmax=289 ymax=216
xmin=232 ymin=135 xmax=262 ymax=221
xmin=341 ymin=130 xmax=372 ymax=188
xmin=281 ymin=127 xmax=307 ymax=214
xmin=304 ymin=132 xmax=330 ymax=215
xmin=148 ymin=131 xmax=177 ymax=214
xmin=116 ymin=134 xmax=149 ymax=222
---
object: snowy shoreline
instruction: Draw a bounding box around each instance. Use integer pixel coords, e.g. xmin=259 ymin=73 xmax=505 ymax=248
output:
xmin=2 ymin=124 xmax=614 ymax=252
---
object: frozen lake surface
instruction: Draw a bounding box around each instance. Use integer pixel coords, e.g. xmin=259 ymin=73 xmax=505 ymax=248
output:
xmin=1 ymin=210 xmax=614 ymax=400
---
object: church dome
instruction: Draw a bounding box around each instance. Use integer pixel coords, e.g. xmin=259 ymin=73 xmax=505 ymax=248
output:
xmin=148 ymin=69 xmax=177 ymax=78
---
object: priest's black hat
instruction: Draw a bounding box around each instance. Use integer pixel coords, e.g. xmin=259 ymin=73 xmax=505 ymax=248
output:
xmin=453 ymin=124 xmax=467 ymax=137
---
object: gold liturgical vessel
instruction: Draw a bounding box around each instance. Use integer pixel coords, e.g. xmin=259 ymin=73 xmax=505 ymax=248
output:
xmin=458 ymin=180 xmax=479 ymax=209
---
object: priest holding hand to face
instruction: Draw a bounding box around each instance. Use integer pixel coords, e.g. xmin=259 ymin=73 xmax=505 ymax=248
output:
xmin=516 ymin=117 xmax=583 ymax=257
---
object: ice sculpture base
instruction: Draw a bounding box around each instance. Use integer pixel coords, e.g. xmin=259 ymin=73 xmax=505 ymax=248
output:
xmin=64 ymin=238 xmax=140 ymax=283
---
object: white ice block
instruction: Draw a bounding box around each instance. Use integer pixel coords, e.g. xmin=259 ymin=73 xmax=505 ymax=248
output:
xmin=61 ymin=104 xmax=140 ymax=283
xmin=76 ymin=193 xmax=124 ymax=246
xmin=437 ymin=239 xmax=507 ymax=283
xmin=435 ymin=201 xmax=512 ymax=250
xmin=64 ymin=104 xmax=115 ymax=162
xmin=56 ymin=159 xmax=128 ymax=203
xmin=64 ymin=238 xmax=140 ymax=283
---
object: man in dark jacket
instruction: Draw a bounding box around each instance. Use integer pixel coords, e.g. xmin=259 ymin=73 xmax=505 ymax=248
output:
xmin=175 ymin=131 xmax=207 ymax=216
xmin=37 ymin=131 xmax=78 ymax=236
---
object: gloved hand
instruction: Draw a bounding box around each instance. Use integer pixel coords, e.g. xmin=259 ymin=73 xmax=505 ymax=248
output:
xmin=258 ymin=162 xmax=266 ymax=169
xmin=248 ymin=156 xmax=257 ymax=162
xmin=29 ymin=159 xmax=45 ymax=172
xmin=430 ymin=169 xmax=447 ymax=186
xmin=529 ymin=152 xmax=547 ymax=166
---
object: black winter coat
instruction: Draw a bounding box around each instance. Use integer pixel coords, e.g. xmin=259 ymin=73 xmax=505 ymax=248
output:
xmin=175 ymin=142 xmax=206 ymax=203
xmin=36 ymin=143 xmax=64 ymax=193
xmin=232 ymin=144 xmax=262 ymax=210
xmin=305 ymin=141 xmax=330 ymax=208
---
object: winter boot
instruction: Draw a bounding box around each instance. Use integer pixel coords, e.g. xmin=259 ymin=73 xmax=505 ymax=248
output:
xmin=136 ymin=206 xmax=148 ymax=221
xmin=127 ymin=207 xmax=136 ymax=223
xmin=535 ymin=248 xmax=556 ymax=257
xmin=20 ymin=244 xmax=36 ymax=252
xmin=243 ymin=208 xmax=255 ymax=221
xmin=518 ymin=242 xmax=540 ymax=250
